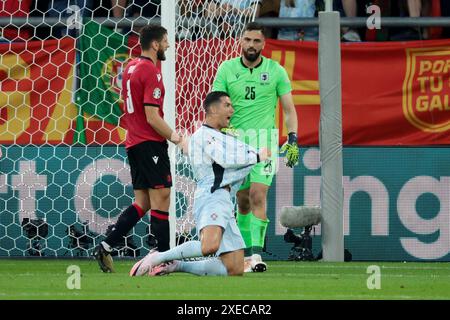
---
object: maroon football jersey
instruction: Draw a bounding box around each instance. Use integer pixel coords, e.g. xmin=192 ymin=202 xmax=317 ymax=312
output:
xmin=121 ymin=56 xmax=166 ymax=148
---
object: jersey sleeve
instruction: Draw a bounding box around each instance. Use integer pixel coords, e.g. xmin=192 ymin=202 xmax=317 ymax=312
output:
xmin=142 ymin=70 xmax=164 ymax=107
xmin=212 ymin=61 xmax=228 ymax=93
xmin=276 ymin=64 xmax=292 ymax=97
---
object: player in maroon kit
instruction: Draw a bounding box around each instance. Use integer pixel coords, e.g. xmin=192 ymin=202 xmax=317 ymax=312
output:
xmin=94 ymin=25 xmax=182 ymax=273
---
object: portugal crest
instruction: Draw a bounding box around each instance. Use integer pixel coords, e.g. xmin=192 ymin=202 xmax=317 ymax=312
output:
xmin=102 ymin=53 xmax=130 ymax=102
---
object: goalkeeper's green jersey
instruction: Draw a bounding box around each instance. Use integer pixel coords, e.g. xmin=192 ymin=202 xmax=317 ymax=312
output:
xmin=212 ymin=56 xmax=292 ymax=148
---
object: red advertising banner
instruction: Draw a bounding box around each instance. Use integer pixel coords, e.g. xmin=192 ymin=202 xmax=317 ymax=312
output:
xmin=1 ymin=37 xmax=449 ymax=146
xmin=263 ymin=39 xmax=450 ymax=145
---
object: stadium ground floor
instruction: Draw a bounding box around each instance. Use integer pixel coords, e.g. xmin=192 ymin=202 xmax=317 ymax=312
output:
xmin=0 ymin=259 xmax=449 ymax=300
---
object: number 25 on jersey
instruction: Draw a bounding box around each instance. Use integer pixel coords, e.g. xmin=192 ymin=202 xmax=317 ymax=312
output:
xmin=245 ymin=86 xmax=255 ymax=100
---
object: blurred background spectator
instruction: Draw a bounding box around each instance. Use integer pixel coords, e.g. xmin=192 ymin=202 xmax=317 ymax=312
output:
xmin=0 ymin=0 xmax=33 ymax=42
xmin=441 ymin=0 xmax=450 ymax=38
xmin=110 ymin=0 xmax=160 ymax=20
xmin=178 ymin=0 xmax=207 ymax=40
xmin=388 ymin=0 xmax=444 ymax=41
xmin=364 ymin=0 xmax=390 ymax=41
xmin=277 ymin=0 xmax=318 ymax=41
xmin=205 ymin=0 xmax=261 ymax=38
xmin=3 ymin=0 xmax=448 ymax=42
xmin=45 ymin=0 xmax=94 ymax=38
xmin=110 ymin=0 xmax=160 ymax=36
xmin=390 ymin=0 xmax=427 ymax=40
xmin=206 ymin=0 xmax=261 ymax=19
xmin=340 ymin=0 xmax=362 ymax=42
xmin=258 ymin=0 xmax=279 ymax=38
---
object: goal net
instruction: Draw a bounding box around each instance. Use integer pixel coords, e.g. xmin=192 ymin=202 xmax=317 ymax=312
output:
xmin=0 ymin=0 xmax=257 ymax=257
xmin=175 ymin=1 xmax=258 ymax=243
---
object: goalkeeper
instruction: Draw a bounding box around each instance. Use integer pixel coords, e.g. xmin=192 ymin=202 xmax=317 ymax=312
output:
xmin=212 ymin=22 xmax=299 ymax=272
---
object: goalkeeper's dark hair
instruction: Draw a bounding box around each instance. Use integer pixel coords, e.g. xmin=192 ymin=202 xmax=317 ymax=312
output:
xmin=203 ymin=91 xmax=230 ymax=113
xmin=243 ymin=22 xmax=266 ymax=37
xmin=140 ymin=25 xmax=167 ymax=51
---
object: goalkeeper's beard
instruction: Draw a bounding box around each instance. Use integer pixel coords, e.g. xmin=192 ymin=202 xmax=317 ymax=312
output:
xmin=243 ymin=48 xmax=261 ymax=62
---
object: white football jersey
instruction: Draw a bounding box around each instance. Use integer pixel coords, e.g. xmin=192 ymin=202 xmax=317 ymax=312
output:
xmin=188 ymin=124 xmax=260 ymax=197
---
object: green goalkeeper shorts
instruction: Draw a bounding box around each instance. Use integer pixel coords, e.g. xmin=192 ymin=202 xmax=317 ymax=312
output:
xmin=239 ymin=156 xmax=277 ymax=190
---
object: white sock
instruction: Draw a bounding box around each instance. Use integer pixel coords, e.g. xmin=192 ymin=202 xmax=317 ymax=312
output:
xmin=155 ymin=240 xmax=203 ymax=265
xmin=175 ymin=258 xmax=228 ymax=276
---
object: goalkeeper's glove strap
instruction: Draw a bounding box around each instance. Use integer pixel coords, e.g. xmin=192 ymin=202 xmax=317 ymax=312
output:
xmin=288 ymin=132 xmax=298 ymax=145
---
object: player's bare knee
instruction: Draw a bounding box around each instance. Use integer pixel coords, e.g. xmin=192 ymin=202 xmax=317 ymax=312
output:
xmin=238 ymin=201 xmax=251 ymax=214
xmin=157 ymin=194 xmax=170 ymax=210
xmin=135 ymin=202 xmax=150 ymax=213
xmin=150 ymin=188 xmax=171 ymax=211
xmin=249 ymin=189 xmax=265 ymax=208
xmin=227 ymin=264 xmax=244 ymax=276
xmin=201 ymin=242 xmax=219 ymax=256
xmin=237 ymin=192 xmax=251 ymax=213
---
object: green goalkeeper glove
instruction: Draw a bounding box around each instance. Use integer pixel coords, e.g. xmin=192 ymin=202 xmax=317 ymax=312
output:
xmin=280 ymin=132 xmax=299 ymax=168
xmin=221 ymin=125 xmax=239 ymax=137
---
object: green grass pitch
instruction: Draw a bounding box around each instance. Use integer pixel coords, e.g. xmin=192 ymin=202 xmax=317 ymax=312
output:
xmin=1 ymin=259 xmax=449 ymax=300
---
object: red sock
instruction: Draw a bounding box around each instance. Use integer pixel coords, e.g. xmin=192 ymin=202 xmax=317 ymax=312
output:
xmin=132 ymin=203 xmax=145 ymax=218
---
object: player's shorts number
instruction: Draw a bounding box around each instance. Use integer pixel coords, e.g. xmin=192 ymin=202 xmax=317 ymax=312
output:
xmin=245 ymin=86 xmax=256 ymax=100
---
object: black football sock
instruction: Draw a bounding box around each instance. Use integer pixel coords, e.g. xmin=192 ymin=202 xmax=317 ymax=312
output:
xmin=103 ymin=204 xmax=144 ymax=249
xmin=150 ymin=210 xmax=170 ymax=252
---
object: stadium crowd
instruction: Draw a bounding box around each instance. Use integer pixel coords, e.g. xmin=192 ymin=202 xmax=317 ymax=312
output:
xmin=1 ymin=0 xmax=449 ymax=42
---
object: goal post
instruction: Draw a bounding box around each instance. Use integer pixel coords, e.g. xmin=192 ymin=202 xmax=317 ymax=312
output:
xmin=161 ymin=0 xmax=177 ymax=249
xmin=318 ymin=1 xmax=344 ymax=261
xmin=172 ymin=1 xmax=259 ymax=245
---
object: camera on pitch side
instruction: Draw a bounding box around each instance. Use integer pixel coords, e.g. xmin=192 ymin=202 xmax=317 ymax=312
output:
xmin=67 ymin=222 xmax=94 ymax=253
xmin=22 ymin=217 xmax=49 ymax=256
xmin=283 ymin=226 xmax=315 ymax=261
